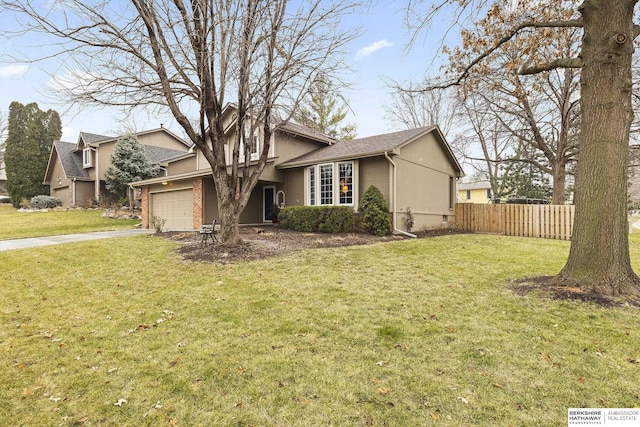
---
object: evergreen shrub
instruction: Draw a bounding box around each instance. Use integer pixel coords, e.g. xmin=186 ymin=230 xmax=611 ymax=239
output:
xmin=30 ymin=195 xmax=62 ymax=209
xmin=278 ymin=206 xmax=355 ymax=233
xmin=358 ymin=185 xmax=392 ymax=236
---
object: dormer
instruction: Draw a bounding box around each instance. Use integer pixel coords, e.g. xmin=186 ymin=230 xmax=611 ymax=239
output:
xmin=83 ymin=146 xmax=95 ymax=168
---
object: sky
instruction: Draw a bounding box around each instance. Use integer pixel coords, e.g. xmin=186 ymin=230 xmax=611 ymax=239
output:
xmin=0 ymin=1 xmax=461 ymax=144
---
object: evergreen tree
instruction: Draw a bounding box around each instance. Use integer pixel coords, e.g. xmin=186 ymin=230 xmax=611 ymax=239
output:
xmin=500 ymin=162 xmax=553 ymax=201
xmin=294 ymin=78 xmax=357 ymax=140
xmin=104 ymin=135 xmax=159 ymax=200
xmin=4 ymin=101 xmax=62 ymax=207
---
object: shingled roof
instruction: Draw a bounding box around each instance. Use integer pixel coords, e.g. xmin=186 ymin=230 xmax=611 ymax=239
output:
xmin=143 ymin=145 xmax=190 ymax=163
xmin=79 ymin=132 xmax=113 ymax=145
xmin=52 ymin=141 xmax=90 ymax=179
xmin=278 ymin=126 xmax=441 ymax=169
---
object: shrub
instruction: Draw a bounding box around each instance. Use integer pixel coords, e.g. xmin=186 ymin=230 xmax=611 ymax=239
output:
xmin=358 ymin=186 xmax=392 ymax=236
xmin=30 ymin=195 xmax=63 ymax=209
xmin=278 ymin=206 xmax=355 ymax=233
xmin=404 ymin=207 xmax=415 ymax=233
xmin=150 ymin=215 xmax=166 ymax=233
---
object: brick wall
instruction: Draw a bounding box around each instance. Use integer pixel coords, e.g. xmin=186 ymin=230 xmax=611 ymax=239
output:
xmin=193 ymin=178 xmax=203 ymax=228
xmin=141 ymin=187 xmax=149 ymax=229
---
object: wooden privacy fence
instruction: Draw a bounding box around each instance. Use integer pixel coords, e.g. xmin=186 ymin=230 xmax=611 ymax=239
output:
xmin=455 ymin=203 xmax=575 ymax=240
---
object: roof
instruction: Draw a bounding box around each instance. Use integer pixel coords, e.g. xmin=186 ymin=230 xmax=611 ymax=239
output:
xmin=79 ymin=132 xmax=113 ymax=145
xmin=278 ymin=126 xmax=464 ymax=177
xmin=278 ymin=121 xmax=336 ymax=146
xmin=78 ymin=128 xmax=192 ymax=149
xmin=52 ymin=141 xmax=90 ymax=179
xmin=143 ymin=145 xmax=190 ymax=163
xmin=458 ymin=180 xmax=492 ymax=190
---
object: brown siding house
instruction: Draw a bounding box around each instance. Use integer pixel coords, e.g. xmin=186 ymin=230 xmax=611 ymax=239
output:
xmin=131 ymin=109 xmax=464 ymax=232
xmin=44 ymin=128 xmax=191 ymax=207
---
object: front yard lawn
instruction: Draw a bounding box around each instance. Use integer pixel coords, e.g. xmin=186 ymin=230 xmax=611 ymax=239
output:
xmin=0 ymin=232 xmax=639 ymax=426
xmin=0 ymin=204 xmax=139 ymax=240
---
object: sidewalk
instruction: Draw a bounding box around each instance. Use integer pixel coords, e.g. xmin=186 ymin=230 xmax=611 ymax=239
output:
xmin=0 ymin=229 xmax=155 ymax=252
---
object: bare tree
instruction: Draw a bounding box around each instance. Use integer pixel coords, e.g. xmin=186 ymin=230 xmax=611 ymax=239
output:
xmin=384 ymin=83 xmax=459 ymax=136
xmin=407 ymin=0 xmax=640 ymax=297
xmin=1 ymin=0 xmax=359 ymax=244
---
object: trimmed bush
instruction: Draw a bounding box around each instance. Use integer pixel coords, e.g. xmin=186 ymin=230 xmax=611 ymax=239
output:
xmin=358 ymin=185 xmax=392 ymax=236
xmin=30 ymin=195 xmax=63 ymax=209
xmin=278 ymin=206 xmax=355 ymax=233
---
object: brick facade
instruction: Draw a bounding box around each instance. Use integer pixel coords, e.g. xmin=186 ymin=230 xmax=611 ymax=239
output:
xmin=141 ymin=187 xmax=149 ymax=229
xmin=193 ymin=178 xmax=203 ymax=228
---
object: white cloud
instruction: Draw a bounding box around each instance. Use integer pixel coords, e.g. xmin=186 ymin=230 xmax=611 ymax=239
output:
xmin=0 ymin=64 xmax=28 ymax=79
xmin=355 ymin=39 xmax=395 ymax=60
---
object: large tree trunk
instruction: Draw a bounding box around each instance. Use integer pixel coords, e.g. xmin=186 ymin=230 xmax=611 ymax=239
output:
xmin=552 ymin=161 xmax=567 ymax=205
xmin=555 ymin=0 xmax=640 ymax=296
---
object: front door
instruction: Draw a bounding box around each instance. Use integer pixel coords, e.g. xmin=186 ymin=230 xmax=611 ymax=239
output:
xmin=263 ymin=185 xmax=275 ymax=222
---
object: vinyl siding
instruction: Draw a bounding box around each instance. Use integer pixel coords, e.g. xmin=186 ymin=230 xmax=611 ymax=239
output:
xmin=395 ymin=132 xmax=458 ymax=229
xmin=359 ymin=156 xmax=390 ymax=209
xmin=282 ymin=168 xmax=305 ymax=206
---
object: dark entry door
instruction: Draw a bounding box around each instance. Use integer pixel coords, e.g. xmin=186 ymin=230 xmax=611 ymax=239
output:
xmin=263 ymin=186 xmax=275 ymax=222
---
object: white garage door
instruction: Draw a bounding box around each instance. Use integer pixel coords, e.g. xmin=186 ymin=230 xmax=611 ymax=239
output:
xmin=151 ymin=189 xmax=193 ymax=230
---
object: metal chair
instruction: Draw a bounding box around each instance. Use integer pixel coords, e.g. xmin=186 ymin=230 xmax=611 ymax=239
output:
xmin=199 ymin=219 xmax=218 ymax=246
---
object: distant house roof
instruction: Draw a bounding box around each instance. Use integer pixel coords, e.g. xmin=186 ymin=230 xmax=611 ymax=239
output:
xmin=53 ymin=141 xmax=90 ymax=179
xmin=77 ymin=128 xmax=192 ymax=149
xmin=278 ymin=126 xmax=464 ymax=177
xmin=49 ymin=140 xmax=188 ymax=180
xmin=79 ymin=132 xmax=113 ymax=145
xmin=458 ymin=180 xmax=492 ymax=191
xmin=143 ymin=145 xmax=190 ymax=164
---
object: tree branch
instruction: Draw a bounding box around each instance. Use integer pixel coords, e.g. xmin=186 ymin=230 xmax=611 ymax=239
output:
xmin=519 ymin=58 xmax=583 ymax=75
xmin=427 ymin=19 xmax=583 ymax=90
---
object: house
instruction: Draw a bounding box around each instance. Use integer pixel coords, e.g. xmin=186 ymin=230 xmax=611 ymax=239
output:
xmin=0 ymin=159 xmax=7 ymax=197
xmin=131 ymin=110 xmax=464 ymax=233
xmin=457 ymin=180 xmax=493 ymax=203
xmin=43 ymin=128 xmax=191 ymax=207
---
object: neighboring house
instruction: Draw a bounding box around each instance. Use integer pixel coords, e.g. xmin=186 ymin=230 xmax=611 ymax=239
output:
xmin=43 ymin=128 xmax=191 ymax=207
xmin=457 ymin=180 xmax=493 ymax=204
xmin=0 ymin=159 xmax=7 ymax=196
xmin=629 ymin=145 xmax=640 ymax=205
xmin=131 ymin=107 xmax=465 ymax=232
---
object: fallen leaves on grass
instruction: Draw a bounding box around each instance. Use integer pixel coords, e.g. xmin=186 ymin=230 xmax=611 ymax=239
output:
xmin=114 ymin=398 xmax=127 ymax=407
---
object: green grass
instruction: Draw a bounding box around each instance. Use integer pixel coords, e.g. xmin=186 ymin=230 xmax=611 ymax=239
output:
xmin=1 ymin=230 xmax=639 ymax=426
xmin=0 ymin=204 xmax=139 ymax=240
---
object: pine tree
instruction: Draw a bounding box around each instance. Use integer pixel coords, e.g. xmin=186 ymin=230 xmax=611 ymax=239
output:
xmin=294 ymin=79 xmax=357 ymax=140
xmin=4 ymin=101 xmax=62 ymax=207
xmin=104 ymin=135 xmax=159 ymax=200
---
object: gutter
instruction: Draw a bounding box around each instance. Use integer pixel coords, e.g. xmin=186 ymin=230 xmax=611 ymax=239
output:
xmin=384 ymin=151 xmax=417 ymax=238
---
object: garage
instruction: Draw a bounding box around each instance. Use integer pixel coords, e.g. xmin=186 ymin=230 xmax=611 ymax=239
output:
xmin=150 ymin=188 xmax=193 ymax=230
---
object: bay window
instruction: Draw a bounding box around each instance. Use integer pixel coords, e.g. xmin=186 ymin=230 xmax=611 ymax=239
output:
xmin=307 ymin=161 xmax=355 ymax=206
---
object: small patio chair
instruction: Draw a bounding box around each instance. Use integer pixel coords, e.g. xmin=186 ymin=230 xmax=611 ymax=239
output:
xmin=200 ymin=219 xmax=218 ymax=246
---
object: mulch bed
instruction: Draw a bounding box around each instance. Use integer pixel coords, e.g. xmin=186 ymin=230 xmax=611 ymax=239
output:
xmin=155 ymin=226 xmax=464 ymax=264
xmin=510 ymin=276 xmax=640 ymax=308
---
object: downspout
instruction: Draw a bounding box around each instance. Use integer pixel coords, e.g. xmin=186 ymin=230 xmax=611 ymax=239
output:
xmin=384 ymin=151 xmax=417 ymax=238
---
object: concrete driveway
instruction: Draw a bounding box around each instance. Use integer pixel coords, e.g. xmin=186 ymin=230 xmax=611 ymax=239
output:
xmin=0 ymin=229 xmax=155 ymax=252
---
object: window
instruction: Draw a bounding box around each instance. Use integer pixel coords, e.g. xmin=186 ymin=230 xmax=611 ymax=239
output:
xmin=319 ymin=164 xmax=333 ymax=205
xmin=307 ymin=162 xmax=355 ymax=207
xmin=338 ymin=162 xmax=353 ymax=205
xmin=308 ymin=166 xmax=316 ymax=206
xmin=83 ymin=148 xmax=93 ymax=168
xmin=240 ymin=127 xmax=259 ymax=162
xmin=449 ymin=177 xmax=455 ymax=209
xmin=466 ymin=190 xmax=471 ymax=200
